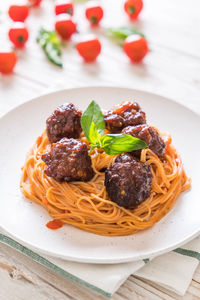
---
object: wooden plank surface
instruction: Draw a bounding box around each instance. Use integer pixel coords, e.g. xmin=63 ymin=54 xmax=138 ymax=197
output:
xmin=0 ymin=0 xmax=200 ymax=299
xmin=1 ymin=0 xmax=200 ymax=115
xmin=0 ymin=242 xmax=200 ymax=300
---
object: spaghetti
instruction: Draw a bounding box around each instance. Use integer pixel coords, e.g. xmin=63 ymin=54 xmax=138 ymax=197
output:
xmin=20 ymin=130 xmax=190 ymax=236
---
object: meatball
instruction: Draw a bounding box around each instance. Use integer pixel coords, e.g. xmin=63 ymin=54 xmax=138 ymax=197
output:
xmin=104 ymin=101 xmax=146 ymax=133
xmin=42 ymin=138 xmax=94 ymax=182
xmin=46 ymin=103 xmax=82 ymax=143
xmin=115 ymin=153 xmax=134 ymax=163
xmin=105 ymin=156 xmax=152 ymax=209
xmin=122 ymin=124 xmax=166 ymax=158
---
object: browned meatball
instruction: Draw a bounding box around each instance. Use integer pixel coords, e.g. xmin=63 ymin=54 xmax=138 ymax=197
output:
xmin=42 ymin=138 xmax=94 ymax=182
xmin=115 ymin=153 xmax=134 ymax=163
xmin=122 ymin=124 xmax=166 ymax=158
xmin=105 ymin=155 xmax=152 ymax=209
xmin=46 ymin=103 xmax=82 ymax=143
xmin=104 ymin=101 xmax=146 ymax=133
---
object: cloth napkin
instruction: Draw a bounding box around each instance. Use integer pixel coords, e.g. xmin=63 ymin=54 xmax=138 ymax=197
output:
xmin=0 ymin=230 xmax=199 ymax=298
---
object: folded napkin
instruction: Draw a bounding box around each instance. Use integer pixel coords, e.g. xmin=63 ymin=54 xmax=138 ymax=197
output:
xmin=0 ymin=231 xmax=199 ymax=298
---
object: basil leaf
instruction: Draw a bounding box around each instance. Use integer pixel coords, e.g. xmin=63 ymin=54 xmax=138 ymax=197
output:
xmin=101 ymin=134 xmax=147 ymax=156
xmin=81 ymin=100 xmax=105 ymax=143
xmin=107 ymin=27 xmax=145 ymax=45
xmin=37 ymin=28 xmax=63 ymax=67
xmin=88 ymin=122 xmax=102 ymax=145
xmin=37 ymin=28 xmax=62 ymax=47
xmin=48 ymin=31 xmax=62 ymax=47
xmin=81 ymin=101 xmax=147 ymax=156
xmin=44 ymin=42 xmax=62 ymax=67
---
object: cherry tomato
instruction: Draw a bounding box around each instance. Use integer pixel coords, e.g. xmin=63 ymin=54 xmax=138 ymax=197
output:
xmin=55 ymin=0 xmax=74 ymax=16
xmin=0 ymin=51 xmax=17 ymax=74
xmin=28 ymin=0 xmax=42 ymax=7
xmin=85 ymin=1 xmax=103 ymax=26
xmin=76 ymin=35 xmax=101 ymax=62
xmin=123 ymin=34 xmax=148 ymax=62
xmin=124 ymin=0 xmax=143 ymax=20
xmin=55 ymin=14 xmax=76 ymax=40
xmin=9 ymin=22 xmax=29 ymax=49
xmin=8 ymin=4 xmax=29 ymax=22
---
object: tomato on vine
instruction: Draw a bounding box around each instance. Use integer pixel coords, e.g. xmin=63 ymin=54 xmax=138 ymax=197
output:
xmin=9 ymin=22 xmax=29 ymax=48
xmin=85 ymin=1 xmax=103 ymax=26
xmin=8 ymin=4 xmax=29 ymax=22
xmin=55 ymin=0 xmax=74 ymax=16
xmin=124 ymin=0 xmax=143 ymax=20
xmin=0 ymin=51 xmax=17 ymax=74
xmin=28 ymin=0 xmax=42 ymax=7
xmin=55 ymin=14 xmax=76 ymax=40
xmin=76 ymin=35 xmax=101 ymax=62
xmin=123 ymin=34 xmax=148 ymax=62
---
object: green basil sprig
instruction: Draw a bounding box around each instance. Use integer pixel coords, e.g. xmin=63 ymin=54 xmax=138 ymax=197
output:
xmin=101 ymin=133 xmax=147 ymax=155
xmin=37 ymin=28 xmax=63 ymax=67
xmin=81 ymin=101 xmax=147 ymax=156
xmin=107 ymin=27 xmax=145 ymax=45
xmin=81 ymin=100 xmax=105 ymax=144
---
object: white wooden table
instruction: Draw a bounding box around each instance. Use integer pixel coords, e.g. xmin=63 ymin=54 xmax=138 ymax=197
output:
xmin=0 ymin=0 xmax=200 ymax=299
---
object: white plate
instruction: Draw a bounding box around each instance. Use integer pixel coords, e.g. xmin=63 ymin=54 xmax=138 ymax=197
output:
xmin=0 ymin=86 xmax=200 ymax=264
